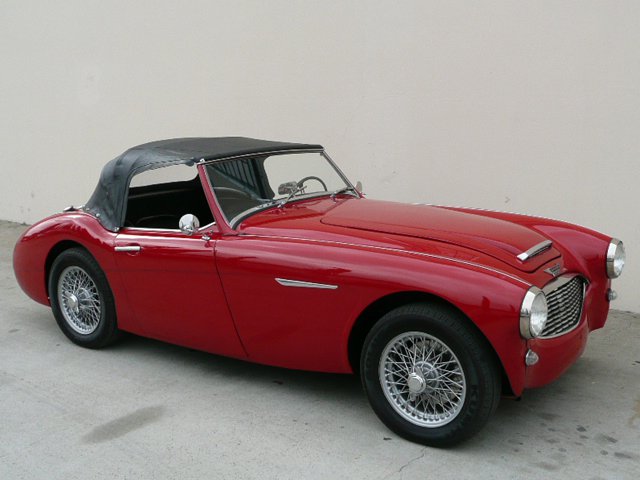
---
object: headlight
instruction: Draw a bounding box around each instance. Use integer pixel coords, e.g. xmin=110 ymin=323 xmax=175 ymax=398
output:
xmin=520 ymin=287 xmax=548 ymax=339
xmin=606 ymin=239 xmax=625 ymax=278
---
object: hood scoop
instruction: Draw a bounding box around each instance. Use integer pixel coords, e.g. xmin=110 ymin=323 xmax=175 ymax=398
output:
xmin=517 ymin=240 xmax=553 ymax=262
xmin=320 ymin=200 xmax=560 ymax=272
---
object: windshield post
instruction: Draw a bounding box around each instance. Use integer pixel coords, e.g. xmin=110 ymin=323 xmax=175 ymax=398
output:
xmin=205 ymin=150 xmax=358 ymax=229
xmin=321 ymin=151 xmax=362 ymax=199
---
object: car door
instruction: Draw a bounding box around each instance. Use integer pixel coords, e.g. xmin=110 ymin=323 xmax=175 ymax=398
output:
xmin=215 ymin=234 xmax=365 ymax=373
xmin=113 ymin=226 xmax=246 ymax=358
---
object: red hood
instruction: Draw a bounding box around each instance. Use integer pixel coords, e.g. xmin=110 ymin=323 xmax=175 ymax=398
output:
xmin=318 ymin=199 xmax=559 ymax=272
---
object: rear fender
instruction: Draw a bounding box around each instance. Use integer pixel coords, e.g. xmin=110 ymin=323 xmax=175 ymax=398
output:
xmin=13 ymin=212 xmax=138 ymax=331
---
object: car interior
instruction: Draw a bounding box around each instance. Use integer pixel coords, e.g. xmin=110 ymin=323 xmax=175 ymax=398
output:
xmin=123 ymin=157 xmax=276 ymax=230
xmin=124 ymin=176 xmax=214 ymax=229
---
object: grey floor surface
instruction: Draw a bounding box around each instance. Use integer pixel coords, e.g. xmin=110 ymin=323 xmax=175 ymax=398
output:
xmin=1 ymin=220 xmax=638 ymax=479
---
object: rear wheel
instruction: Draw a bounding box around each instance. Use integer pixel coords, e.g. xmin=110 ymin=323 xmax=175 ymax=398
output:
xmin=360 ymin=302 xmax=500 ymax=447
xmin=49 ymin=248 xmax=119 ymax=348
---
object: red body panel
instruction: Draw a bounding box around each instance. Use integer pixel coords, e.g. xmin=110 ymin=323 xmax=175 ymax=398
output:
xmin=13 ymin=184 xmax=614 ymax=397
xmin=113 ymin=228 xmax=246 ymax=358
xmin=12 ymin=212 xmax=136 ymax=328
xmin=526 ymin=320 xmax=589 ymax=388
xmin=320 ymin=200 xmax=560 ymax=272
xmin=215 ymin=234 xmax=526 ymax=376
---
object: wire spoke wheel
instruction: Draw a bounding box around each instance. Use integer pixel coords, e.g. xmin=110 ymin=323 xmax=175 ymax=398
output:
xmin=378 ymin=331 xmax=466 ymax=428
xmin=57 ymin=266 xmax=102 ymax=335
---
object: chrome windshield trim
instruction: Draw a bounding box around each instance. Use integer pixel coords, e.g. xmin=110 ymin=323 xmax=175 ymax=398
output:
xmin=321 ymin=151 xmax=361 ymax=198
xmin=205 ymin=149 xmax=356 ymax=229
xmin=228 ymin=194 xmax=329 ymax=229
xmin=275 ymin=278 xmax=338 ymax=290
xmin=229 ymin=191 xmax=358 ymax=228
xmin=229 ymin=203 xmax=279 ymax=228
xmin=240 ymin=234 xmax=531 ymax=287
xmin=517 ymin=240 xmax=553 ymax=262
xmin=199 ymin=148 xmax=324 ymax=165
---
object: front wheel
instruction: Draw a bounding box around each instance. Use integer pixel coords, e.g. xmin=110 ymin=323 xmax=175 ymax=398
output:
xmin=360 ymin=302 xmax=500 ymax=447
xmin=49 ymin=248 xmax=119 ymax=348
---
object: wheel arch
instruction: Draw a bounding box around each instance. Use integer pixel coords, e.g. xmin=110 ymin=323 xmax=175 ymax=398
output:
xmin=44 ymin=240 xmax=90 ymax=297
xmin=347 ymin=291 xmax=514 ymax=396
xmin=46 ymin=240 xmax=121 ymax=348
xmin=13 ymin=212 xmax=118 ymax=307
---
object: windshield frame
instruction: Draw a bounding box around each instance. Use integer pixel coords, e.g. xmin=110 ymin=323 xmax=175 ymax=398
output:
xmin=202 ymin=149 xmax=359 ymax=229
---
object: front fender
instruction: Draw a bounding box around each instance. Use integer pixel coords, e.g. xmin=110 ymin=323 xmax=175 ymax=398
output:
xmin=448 ymin=207 xmax=612 ymax=331
xmin=338 ymin=245 xmax=532 ymax=395
xmin=217 ymin=234 xmax=531 ymax=393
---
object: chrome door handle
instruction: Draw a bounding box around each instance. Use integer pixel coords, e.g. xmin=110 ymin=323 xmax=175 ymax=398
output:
xmin=115 ymin=245 xmax=141 ymax=253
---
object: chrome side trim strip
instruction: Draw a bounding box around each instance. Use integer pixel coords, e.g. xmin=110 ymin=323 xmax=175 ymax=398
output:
xmin=517 ymin=240 xmax=553 ymax=262
xmin=122 ymin=227 xmax=180 ymax=232
xmin=275 ymin=278 xmax=338 ymax=290
xmin=239 ymin=234 xmax=530 ymax=287
xmin=120 ymin=221 xmax=216 ymax=233
xmin=114 ymin=246 xmax=141 ymax=252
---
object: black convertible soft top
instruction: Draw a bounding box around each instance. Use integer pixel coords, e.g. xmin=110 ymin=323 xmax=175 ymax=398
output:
xmin=84 ymin=137 xmax=323 ymax=231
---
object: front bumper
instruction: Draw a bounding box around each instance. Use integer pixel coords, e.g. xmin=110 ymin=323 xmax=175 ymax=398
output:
xmin=522 ymin=271 xmax=612 ymax=389
xmin=524 ymin=315 xmax=589 ymax=389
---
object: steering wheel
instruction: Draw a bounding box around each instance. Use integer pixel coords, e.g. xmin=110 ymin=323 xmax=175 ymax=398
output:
xmin=297 ymin=176 xmax=328 ymax=192
xmin=214 ymin=187 xmax=254 ymax=199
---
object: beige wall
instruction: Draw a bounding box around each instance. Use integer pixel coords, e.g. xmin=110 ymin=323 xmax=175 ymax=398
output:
xmin=2 ymin=1 xmax=638 ymax=312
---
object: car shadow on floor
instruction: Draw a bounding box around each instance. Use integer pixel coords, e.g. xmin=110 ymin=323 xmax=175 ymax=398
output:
xmin=109 ymin=331 xmax=365 ymax=402
xmin=105 ymin=331 xmax=599 ymax=446
xmin=30 ymin=312 xmax=635 ymax=459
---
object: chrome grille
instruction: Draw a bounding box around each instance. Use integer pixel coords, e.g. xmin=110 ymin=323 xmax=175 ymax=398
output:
xmin=540 ymin=276 xmax=585 ymax=338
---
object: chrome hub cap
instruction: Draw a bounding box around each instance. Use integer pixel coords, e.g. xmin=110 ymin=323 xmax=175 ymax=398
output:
xmin=407 ymin=372 xmax=426 ymax=394
xmin=379 ymin=332 xmax=466 ymax=427
xmin=66 ymin=293 xmax=79 ymax=312
xmin=407 ymin=361 xmax=442 ymax=397
xmin=57 ymin=266 xmax=101 ymax=335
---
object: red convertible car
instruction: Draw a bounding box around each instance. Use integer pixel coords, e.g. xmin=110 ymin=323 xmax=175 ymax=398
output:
xmin=13 ymin=137 xmax=625 ymax=446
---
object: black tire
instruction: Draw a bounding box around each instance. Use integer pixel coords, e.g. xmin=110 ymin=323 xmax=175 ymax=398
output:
xmin=48 ymin=247 xmax=119 ymax=348
xmin=360 ymin=302 xmax=500 ymax=447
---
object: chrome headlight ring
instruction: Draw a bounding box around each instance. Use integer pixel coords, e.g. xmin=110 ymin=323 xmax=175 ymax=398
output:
xmin=520 ymin=287 xmax=548 ymax=339
xmin=606 ymin=238 xmax=625 ymax=279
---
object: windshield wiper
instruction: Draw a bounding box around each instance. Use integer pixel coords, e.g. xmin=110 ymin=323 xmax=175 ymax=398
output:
xmin=278 ymin=184 xmax=358 ymax=208
xmin=278 ymin=184 xmax=306 ymax=208
xmin=330 ymin=185 xmax=359 ymax=201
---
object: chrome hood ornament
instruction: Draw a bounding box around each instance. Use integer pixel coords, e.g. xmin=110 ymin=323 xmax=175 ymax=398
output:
xmin=544 ymin=264 xmax=562 ymax=277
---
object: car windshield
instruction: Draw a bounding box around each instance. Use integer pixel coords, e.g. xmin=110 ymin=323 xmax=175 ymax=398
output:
xmin=205 ymin=151 xmax=353 ymax=225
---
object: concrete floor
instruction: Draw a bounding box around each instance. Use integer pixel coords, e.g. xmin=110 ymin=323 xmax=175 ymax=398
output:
xmin=1 ymin=220 xmax=638 ymax=480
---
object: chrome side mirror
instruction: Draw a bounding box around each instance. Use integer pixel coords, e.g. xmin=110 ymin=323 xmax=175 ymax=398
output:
xmin=278 ymin=181 xmax=298 ymax=195
xmin=179 ymin=214 xmax=200 ymax=236
xmin=355 ymin=181 xmax=363 ymax=194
